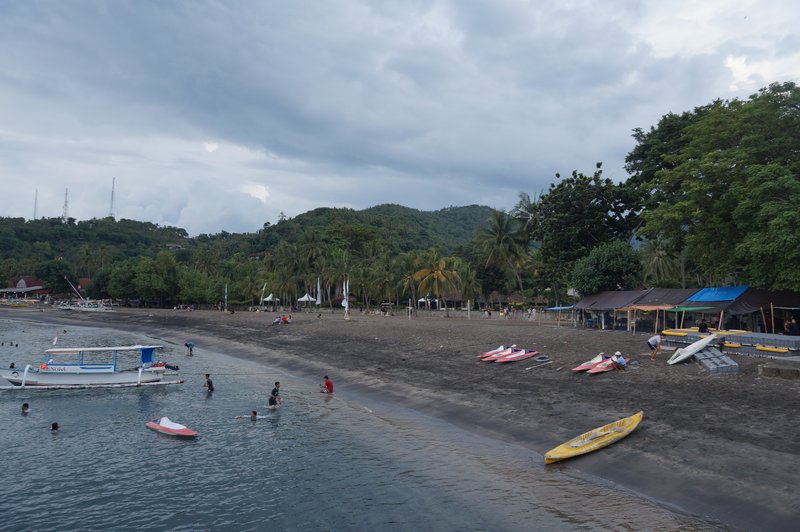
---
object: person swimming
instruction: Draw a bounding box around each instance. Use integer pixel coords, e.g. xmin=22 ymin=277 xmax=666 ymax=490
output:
xmin=235 ymin=410 xmax=267 ymax=420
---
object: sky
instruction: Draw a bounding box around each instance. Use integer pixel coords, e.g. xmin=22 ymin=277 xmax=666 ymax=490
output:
xmin=1 ymin=1 xmax=798 ymax=236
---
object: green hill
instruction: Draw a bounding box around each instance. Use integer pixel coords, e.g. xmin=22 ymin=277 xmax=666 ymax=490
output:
xmin=253 ymin=204 xmax=493 ymax=254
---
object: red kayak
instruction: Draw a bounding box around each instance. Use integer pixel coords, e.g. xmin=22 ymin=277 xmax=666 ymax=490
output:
xmin=586 ymin=355 xmax=628 ymax=374
xmin=146 ymin=416 xmax=198 ymax=438
xmin=478 ymin=344 xmax=515 ymax=358
xmin=572 ymin=353 xmax=609 ymax=372
xmin=494 ymin=350 xmax=539 ymax=363
xmin=482 ymin=347 xmax=520 ymax=361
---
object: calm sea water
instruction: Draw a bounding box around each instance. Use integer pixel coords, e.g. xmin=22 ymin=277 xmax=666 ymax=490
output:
xmin=0 ymin=317 xmax=721 ymax=531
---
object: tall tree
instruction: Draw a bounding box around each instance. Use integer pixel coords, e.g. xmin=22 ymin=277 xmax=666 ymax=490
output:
xmin=478 ymin=210 xmax=529 ymax=293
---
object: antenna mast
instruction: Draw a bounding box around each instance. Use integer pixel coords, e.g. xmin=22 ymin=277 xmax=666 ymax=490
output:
xmin=61 ymin=188 xmax=69 ymax=222
xmin=109 ymin=176 xmax=116 ymax=218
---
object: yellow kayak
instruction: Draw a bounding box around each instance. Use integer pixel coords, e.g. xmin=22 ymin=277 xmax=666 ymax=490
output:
xmin=544 ymin=411 xmax=643 ymax=464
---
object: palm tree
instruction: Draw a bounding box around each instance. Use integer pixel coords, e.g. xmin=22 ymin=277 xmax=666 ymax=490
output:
xmin=640 ymin=236 xmax=680 ymax=286
xmin=478 ymin=209 xmax=529 ymax=293
xmin=413 ymin=249 xmax=461 ymax=314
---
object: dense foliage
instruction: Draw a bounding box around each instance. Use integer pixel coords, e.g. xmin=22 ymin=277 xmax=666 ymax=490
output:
xmin=2 ymin=82 xmax=798 ymax=306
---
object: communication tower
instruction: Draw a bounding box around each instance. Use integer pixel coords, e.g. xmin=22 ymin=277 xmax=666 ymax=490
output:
xmin=109 ymin=177 xmax=116 ymax=218
xmin=62 ymin=188 xmax=69 ymax=222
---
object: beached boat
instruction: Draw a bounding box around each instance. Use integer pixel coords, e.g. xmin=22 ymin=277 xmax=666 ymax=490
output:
xmin=56 ymin=299 xmax=115 ymax=312
xmin=668 ymin=334 xmax=719 ymax=365
xmin=572 ymin=353 xmax=608 ymax=372
xmin=494 ymin=349 xmax=538 ymax=363
xmin=481 ymin=347 xmax=520 ymax=361
xmin=0 ymin=345 xmax=180 ymax=388
xmin=146 ymin=417 xmax=198 ymax=438
xmin=586 ymin=355 xmax=628 ymax=374
xmin=478 ymin=345 xmax=510 ymax=358
xmin=544 ymin=411 xmax=643 ymax=464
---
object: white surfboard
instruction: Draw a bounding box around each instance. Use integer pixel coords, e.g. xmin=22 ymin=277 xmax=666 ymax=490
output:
xmin=667 ymin=334 xmax=720 ymax=365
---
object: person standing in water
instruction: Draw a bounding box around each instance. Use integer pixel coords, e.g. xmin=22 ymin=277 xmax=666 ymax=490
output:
xmin=205 ymin=373 xmax=214 ymax=393
xmin=320 ymin=376 xmax=334 ymax=394
xmin=269 ymin=381 xmax=281 ymax=406
xmin=21 ymin=403 xmax=29 ymax=415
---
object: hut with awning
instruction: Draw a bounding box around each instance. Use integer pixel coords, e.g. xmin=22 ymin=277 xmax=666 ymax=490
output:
xmin=617 ymin=288 xmax=700 ymax=333
xmin=574 ymin=290 xmax=649 ymax=329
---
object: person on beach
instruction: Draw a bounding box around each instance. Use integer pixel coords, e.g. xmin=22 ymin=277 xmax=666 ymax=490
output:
xmin=205 ymin=373 xmax=214 ymax=393
xmin=21 ymin=403 xmax=29 ymax=415
xmin=648 ymin=334 xmax=663 ymax=360
xmin=612 ymin=351 xmax=627 ymax=369
xmin=320 ymin=375 xmax=334 ymax=394
xmin=269 ymin=381 xmax=281 ymax=406
xmin=235 ymin=410 xmax=267 ymax=420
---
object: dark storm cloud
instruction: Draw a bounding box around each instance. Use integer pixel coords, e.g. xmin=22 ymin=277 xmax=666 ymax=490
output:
xmin=0 ymin=0 xmax=796 ymax=234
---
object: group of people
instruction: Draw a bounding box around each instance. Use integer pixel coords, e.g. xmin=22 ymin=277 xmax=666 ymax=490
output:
xmin=234 ymin=376 xmax=333 ymax=420
xmin=271 ymin=314 xmax=292 ymax=325
xmin=19 ymin=402 xmax=59 ymax=432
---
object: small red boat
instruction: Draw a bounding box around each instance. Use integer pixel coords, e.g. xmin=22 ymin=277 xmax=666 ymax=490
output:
xmin=146 ymin=416 xmax=198 ymax=438
xmin=572 ymin=353 xmax=609 ymax=372
xmin=586 ymin=355 xmax=629 ymax=374
xmin=494 ymin=350 xmax=539 ymax=363
xmin=478 ymin=345 xmax=514 ymax=358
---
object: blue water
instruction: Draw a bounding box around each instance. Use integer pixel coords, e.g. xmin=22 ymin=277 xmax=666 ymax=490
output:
xmin=0 ymin=318 xmax=721 ymax=531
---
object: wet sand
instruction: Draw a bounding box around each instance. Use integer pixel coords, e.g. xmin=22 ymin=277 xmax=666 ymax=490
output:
xmin=7 ymin=307 xmax=800 ymax=530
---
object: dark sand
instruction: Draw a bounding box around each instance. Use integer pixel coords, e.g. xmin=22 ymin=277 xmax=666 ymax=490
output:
xmin=7 ymin=307 xmax=800 ymax=530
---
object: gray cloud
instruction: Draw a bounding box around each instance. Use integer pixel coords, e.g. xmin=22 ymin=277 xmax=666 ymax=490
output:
xmin=1 ymin=0 xmax=797 ymax=235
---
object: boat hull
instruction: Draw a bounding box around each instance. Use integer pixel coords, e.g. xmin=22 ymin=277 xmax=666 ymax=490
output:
xmin=668 ymin=334 xmax=719 ymax=365
xmin=544 ymin=411 xmax=643 ymax=464
xmin=1 ymin=368 xmax=164 ymax=386
xmin=146 ymin=418 xmax=198 ymax=438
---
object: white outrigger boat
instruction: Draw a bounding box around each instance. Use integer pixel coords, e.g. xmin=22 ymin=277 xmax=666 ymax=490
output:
xmin=0 ymin=345 xmax=182 ymax=389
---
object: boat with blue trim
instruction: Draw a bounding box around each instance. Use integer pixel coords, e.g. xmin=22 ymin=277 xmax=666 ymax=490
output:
xmin=0 ymin=345 xmax=181 ymax=388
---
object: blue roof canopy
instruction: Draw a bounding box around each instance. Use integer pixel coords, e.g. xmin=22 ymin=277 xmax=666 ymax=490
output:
xmin=688 ymin=286 xmax=749 ymax=302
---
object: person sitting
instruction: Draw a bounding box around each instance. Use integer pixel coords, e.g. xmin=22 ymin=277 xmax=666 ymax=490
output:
xmin=698 ymin=320 xmax=709 ymax=333
xmin=272 ymin=315 xmax=282 ymax=325
xmin=612 ymin=351 xmax=627 ymax=370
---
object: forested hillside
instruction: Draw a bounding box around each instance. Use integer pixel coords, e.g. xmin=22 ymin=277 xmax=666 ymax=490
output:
xmin=2 ymin=82 xmax=798 ymax=308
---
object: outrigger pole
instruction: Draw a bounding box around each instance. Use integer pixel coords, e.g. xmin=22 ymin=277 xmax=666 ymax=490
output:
xmin=64 ymin=276 xmax=86 ymax=302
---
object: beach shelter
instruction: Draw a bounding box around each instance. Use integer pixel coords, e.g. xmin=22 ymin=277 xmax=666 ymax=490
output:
xmin=298 ymin=294 xmax=315 ymax=302
xmin=574 ymin=290 xmax=648 ymax=330
xmin=682 ymin=286 xmax=749 ymax=329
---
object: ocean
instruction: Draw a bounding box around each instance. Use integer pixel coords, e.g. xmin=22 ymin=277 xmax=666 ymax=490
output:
xmin=0 ymin=317 xmax=721 ymax=531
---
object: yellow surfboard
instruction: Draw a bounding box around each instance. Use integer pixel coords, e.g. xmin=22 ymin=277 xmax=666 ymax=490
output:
xmin=544 ymin=411 xmax=643 ymax=464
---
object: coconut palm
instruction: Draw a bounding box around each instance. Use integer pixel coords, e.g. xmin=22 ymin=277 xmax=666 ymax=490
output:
xmin=640 ymin=236 xmax=680 ymax=286
xmin=478 ymin=209 xmax=529 ymax=293
xmin=413 ymin=249 xmax=461 ymax=314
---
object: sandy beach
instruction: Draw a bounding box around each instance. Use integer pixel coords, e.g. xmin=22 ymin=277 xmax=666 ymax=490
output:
xmin=7 ymin=307 xmax=800 ymax=530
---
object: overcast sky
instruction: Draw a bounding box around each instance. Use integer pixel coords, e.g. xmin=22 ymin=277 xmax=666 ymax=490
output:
xmin=1 ymin=1 xmax=798 ymax=236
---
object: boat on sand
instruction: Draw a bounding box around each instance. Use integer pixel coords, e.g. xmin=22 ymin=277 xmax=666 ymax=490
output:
xmin=494 ymin=350 xmax=538 ymax=363
xmin=572 ymin=353 xmax=608 ymax=372
xmin=544 ymin=411 xmax=643 ymax=464
xmin=668 ymin=334 xmax=720 ymax=365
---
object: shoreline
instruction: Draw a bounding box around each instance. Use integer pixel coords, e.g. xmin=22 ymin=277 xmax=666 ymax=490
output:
xmin=5 ymin=307 xmax=799 ymax=530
